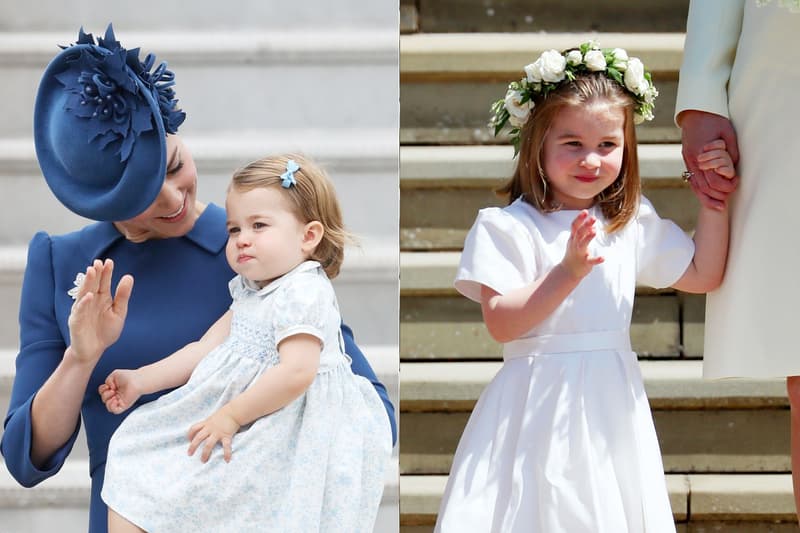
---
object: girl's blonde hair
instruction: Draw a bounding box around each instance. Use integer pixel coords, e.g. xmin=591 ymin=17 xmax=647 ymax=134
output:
xmin=498 ymin=72 xmax=641 ymax=233
xmin=230 ymin=153 xmax=351 ymax=279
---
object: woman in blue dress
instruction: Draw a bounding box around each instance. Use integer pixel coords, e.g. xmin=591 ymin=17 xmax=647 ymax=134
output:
xmin=0 ymin=25 xmax=396 ymax=533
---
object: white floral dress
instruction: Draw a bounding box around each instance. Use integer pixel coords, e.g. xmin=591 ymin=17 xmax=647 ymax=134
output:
xmin=102 ymin=261 xmax=392 ymax=532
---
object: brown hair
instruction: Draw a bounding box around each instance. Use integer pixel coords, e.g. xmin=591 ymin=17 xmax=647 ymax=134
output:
xmin=497 ymin=72 xmax=641 ymax=233
xmin=229 ymin=153 xmax=352 ymax=278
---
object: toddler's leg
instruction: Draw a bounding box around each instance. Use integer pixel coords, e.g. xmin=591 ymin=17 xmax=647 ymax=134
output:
xmin=108 ymin=508 xmax=146 ymax=533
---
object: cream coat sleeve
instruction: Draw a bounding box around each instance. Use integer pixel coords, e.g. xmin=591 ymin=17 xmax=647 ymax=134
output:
xmin=674 ymin=0 xmax=745 ymax=124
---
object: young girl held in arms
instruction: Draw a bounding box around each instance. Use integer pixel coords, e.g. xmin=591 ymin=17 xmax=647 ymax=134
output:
xmin=71 ymin=155 xmax=392 ymax=532
xmin=434 ymin=43 xmax=736 ymax=533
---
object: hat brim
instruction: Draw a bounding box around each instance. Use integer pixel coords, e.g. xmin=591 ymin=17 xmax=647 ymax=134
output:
xmin=34 ymin=44 xmax=166 ymax=222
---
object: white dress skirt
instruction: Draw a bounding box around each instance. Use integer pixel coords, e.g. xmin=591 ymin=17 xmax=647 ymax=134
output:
xmin=102 ymin=261 xmax=392 ymax=533
xmin=434 ymin=197 xmax=694 ymax=533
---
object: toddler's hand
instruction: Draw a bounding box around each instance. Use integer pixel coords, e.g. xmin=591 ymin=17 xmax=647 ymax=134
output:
xmin=560 ymin=210 xmax=604 ymax=279
xmin=99 ymin=369 xmax=143 ymax=414
xmin=187 ymin=407 xmax=242 ymax=463
xmin=696 ymin=139 xmax=737 ymax=179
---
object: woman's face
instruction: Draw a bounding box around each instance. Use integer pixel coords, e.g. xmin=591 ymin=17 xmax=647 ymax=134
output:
xmin=114 ymin=135 xmax=203 ymax=241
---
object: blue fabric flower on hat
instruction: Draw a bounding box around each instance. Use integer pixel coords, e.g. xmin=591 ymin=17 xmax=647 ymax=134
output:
xmin=281 ymin=159 xmax=300 ymax=188
xmin=53 ymin=24 xmax=186 ymax=162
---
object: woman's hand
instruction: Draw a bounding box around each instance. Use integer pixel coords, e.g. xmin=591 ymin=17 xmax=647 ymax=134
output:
xmin=187 ymin=407 xmax=242 ymax=463
xmin=67 ymin=259 xmax=133 ymax=364
xmin=560 ymin=210 xmax=604 ymax=279
xmin=98 ymin=369 xmax=144 ymax=414
xmin=679 ymin=110 xmax=740 ymax=211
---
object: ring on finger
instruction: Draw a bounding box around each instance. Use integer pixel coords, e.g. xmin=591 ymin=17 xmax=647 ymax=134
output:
xmin=681 ymin=170 xmax=694 ymax=182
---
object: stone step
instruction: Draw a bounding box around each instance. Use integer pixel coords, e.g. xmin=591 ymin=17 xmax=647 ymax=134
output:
xmin=399 ymin=145 xmax=698 ymax=250
xmin=0 ymin=29 xmax=397 ymax=137
xmin=403 ymin=0 xmax=689 ymax=34
xmin=0 ymin=132 xmax=397 ymax=246
xmin=0 ymin=2 xmax=397 ymax=32
xmin=401 ymin=359 xmax=788 ymax=411
xmin=400 ymin=360 xmax=788 ymax=474
xmin=401 ymin=292 xmax=705 ymax=360
xmin=0 ymin=242 xmax=397 ymax=348
xmin=0 ymin=459 xmax=400 ymax=533
xmin=400 ymin=33 xmax=684 ymax=144
xmin=399 ymin=474 xmax=798 ymax=530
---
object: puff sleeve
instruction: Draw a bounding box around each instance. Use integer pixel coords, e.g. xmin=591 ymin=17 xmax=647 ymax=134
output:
xmin=455 ymin=207 xmax=538 ymax=303
xmin=1 ymin=232 xmax=79 ymax=486
xmin=635 ymin=197 xmax=696 ymax=289
xmin=271 ymin=273 xmax=330 ymax=348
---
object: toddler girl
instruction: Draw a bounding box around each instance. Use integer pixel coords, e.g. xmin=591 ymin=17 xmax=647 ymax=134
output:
xmin=73 ymin=154 xmax=392 ymax=532
xmin=434 ymin=43 xmax=736 ymax=532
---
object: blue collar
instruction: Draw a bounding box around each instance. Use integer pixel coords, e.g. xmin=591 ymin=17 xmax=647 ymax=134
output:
xmin=77 ymin=203 xmax=228 ymax=259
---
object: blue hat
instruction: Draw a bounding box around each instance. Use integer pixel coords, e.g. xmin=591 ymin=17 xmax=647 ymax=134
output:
xmin=34 ymin=24 xmax=186 ymax=221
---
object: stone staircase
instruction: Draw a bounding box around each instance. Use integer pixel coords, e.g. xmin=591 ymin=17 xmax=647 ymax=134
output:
xmin=0 ymin=3 xmax=399 ymax=532
xmin=399 ymin=2 xmax=796 ymax=531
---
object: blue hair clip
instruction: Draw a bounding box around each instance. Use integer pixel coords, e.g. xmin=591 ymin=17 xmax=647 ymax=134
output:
xmin=281 ymin=159 xmax=300 ymax=188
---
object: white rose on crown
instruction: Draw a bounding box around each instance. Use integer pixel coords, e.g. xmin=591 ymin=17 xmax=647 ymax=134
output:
xmin=611 ymin=48 xmax=629 ymax=71
xmin=565 ymin=50 xmax=583 ymax=67
xmin=504 ymin=88 xmax=533 ymax=126
xmin=526 ymin=50 xmax=566 ymax=84
xmin=624 ymin=58 xmax=646 ymax=94
xmin=584 ymin=50 xmax=607 ymax=71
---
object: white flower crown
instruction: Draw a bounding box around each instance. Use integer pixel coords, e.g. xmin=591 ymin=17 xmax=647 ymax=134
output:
xmin=490 ymin=42 xmax=658 ymax=155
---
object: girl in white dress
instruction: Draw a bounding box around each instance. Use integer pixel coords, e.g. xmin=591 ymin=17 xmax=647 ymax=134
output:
xmin=434 ymin=43 xmax=737 ymax=533
xmin=84 ymin=154 xmax=392 ymax=532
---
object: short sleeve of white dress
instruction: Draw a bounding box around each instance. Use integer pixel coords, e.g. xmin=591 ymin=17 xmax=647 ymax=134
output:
xmin=271 ymin=272 xmax=330 ymax=347
xmin=636 ymin=195 xmax=696 ymax=288
xmin=455 ymin=207 xmax=538 ymax=303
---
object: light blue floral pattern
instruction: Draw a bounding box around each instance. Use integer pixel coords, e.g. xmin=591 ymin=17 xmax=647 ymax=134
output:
xmin=102 ymin=261 xmax=392 ymax=532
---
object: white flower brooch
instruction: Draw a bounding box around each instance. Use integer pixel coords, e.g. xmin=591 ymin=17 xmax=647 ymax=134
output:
xmin=67 ymin=272 xmax=86 ymax=300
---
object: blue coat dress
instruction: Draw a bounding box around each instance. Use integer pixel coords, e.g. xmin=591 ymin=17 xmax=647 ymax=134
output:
xmin=1 ymin=203 xmax=396 ymax=533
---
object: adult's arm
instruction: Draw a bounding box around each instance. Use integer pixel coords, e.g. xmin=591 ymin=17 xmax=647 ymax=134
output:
xmin=341 ymin=324 xmax=397 ymax=446
xmin=1 ymin=232 xmax=82 ymax=485
xmin=675 ymin=0 xmax=744 ymax=209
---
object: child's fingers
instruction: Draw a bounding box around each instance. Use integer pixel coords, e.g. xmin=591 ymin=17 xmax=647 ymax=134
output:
xmin=100 ymin=385 xmax=116 ymax=402
xmin=109 ymin=399 xmax=125 ymax=414
xmin=222 ymin=437 xmax=233 ymax=463
xmin=701 ymin=139 xmax=726 ymax=152
xmin=187 ymin=425 xmax=210 ymax=457
xmin=201 ymin=437 xmax=217 ymax=463
xmin=569 ymin=210 xmax=590 ymax=232
xmin=696 ymin=148 xmax=730 ymax=163
xmin=696 ymin=151 xmax=731 ymax=166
